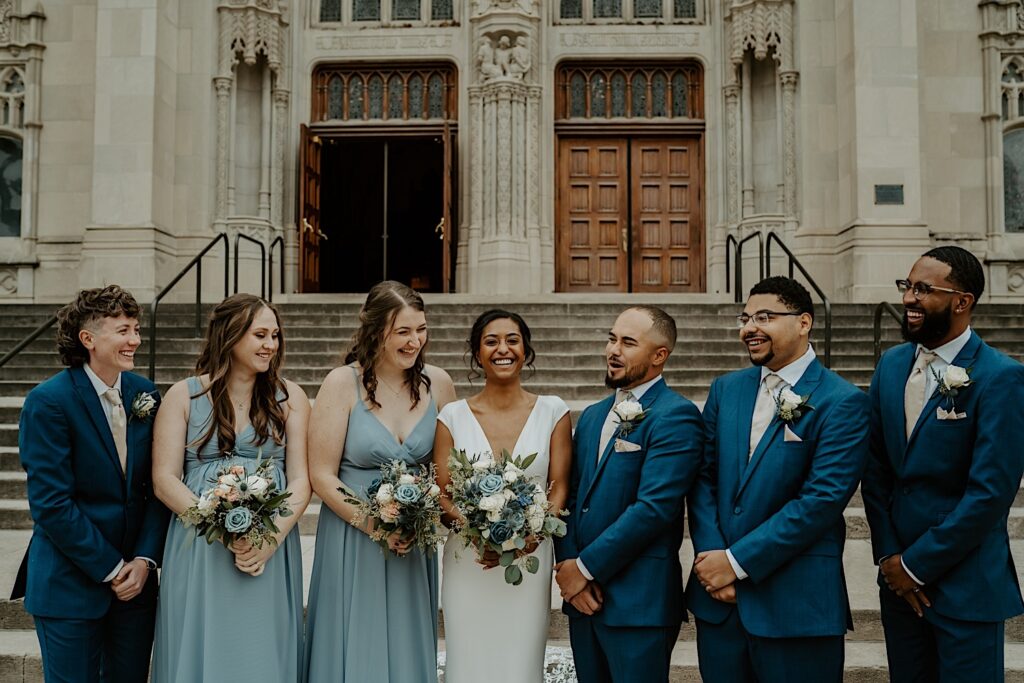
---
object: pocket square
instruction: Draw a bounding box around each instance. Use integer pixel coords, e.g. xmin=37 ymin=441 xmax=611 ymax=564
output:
xmin=936 ymin=406 xmax=967 ymax=420
xmin=783 ymin=425 xmax=803 ymax=442
xmin=614 ymin=438 xmax=642 ymax=453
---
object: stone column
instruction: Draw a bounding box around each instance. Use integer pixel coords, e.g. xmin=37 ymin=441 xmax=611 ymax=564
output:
xmin=724 ymin=83 xmax=742 ymax=225
xmin=214 ymin=77 xmax=232 ymax=221
xmin=780 ymin=70 xmax=799 ymax=234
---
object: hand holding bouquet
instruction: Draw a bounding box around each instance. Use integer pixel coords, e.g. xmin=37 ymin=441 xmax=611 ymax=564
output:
xmin=178 ymin=454 xmax=293 ymax=549
xmin=447 ymin=448 xmax=567 ymax=586
xmin=342 ymin=460 xmax=444 ymax=555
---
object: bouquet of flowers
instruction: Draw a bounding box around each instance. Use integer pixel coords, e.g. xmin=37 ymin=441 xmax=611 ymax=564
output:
xmin=178 ymin=454 xmax=292 ymax=549
xmin=343 ymin=460 xmax=444 ymax=554
xmin=447 ymin=448 xmax=567 ymax=586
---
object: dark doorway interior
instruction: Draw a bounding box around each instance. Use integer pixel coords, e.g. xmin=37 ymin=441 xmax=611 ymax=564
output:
xmin=318 ymin=136 xmax=445 ymax=293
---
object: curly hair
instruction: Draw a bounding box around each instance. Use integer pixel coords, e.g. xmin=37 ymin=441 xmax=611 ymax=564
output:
xmin=192 ymin=294 xmax=289 ymax=458
xmin=466 ymin=309 xmax=536 ymax=383
xmin=749 ymin=276 xmax=815 ymax=322
xmin=55 ymin=285 xmax=141 ymax=367
xmin=344 ymin=280 xmax=431 ymax=409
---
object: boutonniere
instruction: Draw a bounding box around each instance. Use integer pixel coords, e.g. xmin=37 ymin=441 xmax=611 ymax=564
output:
xmin=931 ymin=364 xmax=972 ymax=411
xmin=774 ymin=387 xmax=812 ymax=424
xmin=613 ymin=398 xmax=647 ymax=437
xmin=129 ymin=391 xmax=158 ymax=422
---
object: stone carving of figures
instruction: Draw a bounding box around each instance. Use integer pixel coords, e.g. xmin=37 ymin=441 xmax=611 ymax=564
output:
xmin=509 ymin=36 xmax=531 ymax=79
xmin=494 ymin=36 xmax=513 ymax=77
xmin=477 ymin=39 xmax=502 ymax=81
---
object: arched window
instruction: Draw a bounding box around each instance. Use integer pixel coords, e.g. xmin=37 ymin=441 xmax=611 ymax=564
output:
xmin=1005 ymin=128 xmax=1024 ymax=233
xmin=0 ymin=136 xmax=22 ymax=238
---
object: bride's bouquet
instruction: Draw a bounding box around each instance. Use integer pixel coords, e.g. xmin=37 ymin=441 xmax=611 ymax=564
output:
xmin=343 ymin=460 xmax=444 ymax=555
xmin=178 ymin=453 xmax=293 ymax=549
xmin=447 ymin=448 xmax=567 ymax=585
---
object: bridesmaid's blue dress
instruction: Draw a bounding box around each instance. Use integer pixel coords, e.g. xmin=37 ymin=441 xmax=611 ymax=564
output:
xmin=152 ymin=377 xmax=304 ymax=682
xmin=303 ymin=367 xmax=439 ymax=683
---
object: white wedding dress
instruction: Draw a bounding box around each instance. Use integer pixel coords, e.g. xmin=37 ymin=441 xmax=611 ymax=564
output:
xmin=438 ymin=395 xmax=569 ymax=683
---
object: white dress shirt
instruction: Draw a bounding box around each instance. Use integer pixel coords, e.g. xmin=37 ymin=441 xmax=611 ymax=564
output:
xmin=576 ymin=375 xmax=665 ymax=581
xmin=727 ymin=344 xmax=816 ymax=581
xmin=82 ymin=364 xmax=155 ymax=581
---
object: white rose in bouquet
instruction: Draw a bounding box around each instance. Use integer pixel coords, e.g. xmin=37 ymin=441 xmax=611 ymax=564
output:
xmin=398 ymin=473 xmax=416 ymax=485
xmin=502 ymin=539 xmax=517 ymax=551
xmin=533 ymin=491 xmax=548 ymax=507
xmin=527 ymin=504 xmax=545 ymax=533
xmin=375 ymin=483 xmax=395 ymax=504
xmin=246 ymin=475 xmax=269 ymax=497
xmin=472 ymin=459 xmax=491 ymax=471
xmin=478 ymin=493 xmax=506 ymax=512
xmin=427 ymin=484 xmax=441 ymax=498
xmin=197 ymin=492 xmax=219 ymax=514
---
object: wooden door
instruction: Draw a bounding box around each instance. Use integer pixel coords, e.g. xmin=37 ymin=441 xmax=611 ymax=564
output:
xmin=630 ymin=138 xmax=704 ymax=292
xmin=440 ymin=125 xmax=454 ymax=293
xmin=557 ymin=138 xmax=629 ymax=291
xmin=298 ymin=124 xmax=322 ymax=293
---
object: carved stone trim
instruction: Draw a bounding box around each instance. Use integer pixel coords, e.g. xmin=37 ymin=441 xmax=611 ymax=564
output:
xmin=726 ymin=0 xmax=794 ymax=71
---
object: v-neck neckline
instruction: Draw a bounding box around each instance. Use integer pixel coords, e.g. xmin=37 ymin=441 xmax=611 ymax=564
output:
xmin=464 ymin=396 xmax=541 ymax=460
xmin=361 ymin=396 xmax=435 ymax=448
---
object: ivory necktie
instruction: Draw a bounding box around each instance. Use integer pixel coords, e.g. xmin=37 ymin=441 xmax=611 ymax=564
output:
xmin=105 ymin=388 xmax=128 ymax=474
xmin=749 ymin=374 xmax=784 ymax=457
xmin=598 ymin=389 xmax=634 ymax=460
xmin=904 ymin=349 xmax=938 ymax=438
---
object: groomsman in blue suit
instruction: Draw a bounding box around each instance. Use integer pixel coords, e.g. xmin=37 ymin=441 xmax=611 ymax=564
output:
xmin=686 ymin=276 xmax=869 ymax=682
xmin=554 ymin=305 xmax=703 ymax=683
xmin=862 ymin=246 xmax=1024 ymax=682
xmin=12 ymin=285 xmax=168 ymax=682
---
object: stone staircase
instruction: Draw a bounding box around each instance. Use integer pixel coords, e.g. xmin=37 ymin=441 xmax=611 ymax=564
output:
xmin=1 ymin=297 xmax=1024 ymax=682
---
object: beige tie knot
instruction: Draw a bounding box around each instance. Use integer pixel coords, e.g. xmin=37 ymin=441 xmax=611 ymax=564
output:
xmin=104 ymin=387 xmax=122 ymax=407
xmin=763 ymin=373 xmax=784 ymax=395
xmin=616 ymin=389 xmax=636 ymax=404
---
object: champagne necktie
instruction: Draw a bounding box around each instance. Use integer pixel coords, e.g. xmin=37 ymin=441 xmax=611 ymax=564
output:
xmin=104 ymin=388 xmax=128 ymax=475
xmin=904 ymin=349 xmax=938 ymax=438
xmin=749 ymin=374 xmax=784 ymax=457
xmin=599 ymin=389 xmax=634 ymax=461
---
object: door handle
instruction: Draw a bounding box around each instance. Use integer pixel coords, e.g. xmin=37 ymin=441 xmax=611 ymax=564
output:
xmin=435 ymin=217 xmax=445 ymax=240
xmin=317 ymin=229 xmax=328 ymax=241
xmin=302 ymin=218 xmax=314 ymax=234
xmin=621 ymin=227 xmax=628 ymax=254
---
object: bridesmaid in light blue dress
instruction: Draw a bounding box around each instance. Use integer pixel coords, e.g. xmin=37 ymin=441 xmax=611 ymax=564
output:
xmin=304 ymin=281 xmax=456 ymax=683
xmin=151 ymin=295 xmax=311 ymax=683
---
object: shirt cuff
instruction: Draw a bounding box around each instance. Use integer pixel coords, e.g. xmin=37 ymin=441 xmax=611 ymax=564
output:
xmin=902 ymin=557 xmax=925 ymax=586
xmin=576 ymin=557 xmax=594 ymax=581
xmin=103 ymin=559 xmax=124 ymax=583
xmin=725 ymin=549 xmax=748 ymax=581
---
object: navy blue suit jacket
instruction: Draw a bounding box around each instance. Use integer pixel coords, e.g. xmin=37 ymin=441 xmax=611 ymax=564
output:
xmin=555 ymin=378 xmax=703 ymax=628
xmin=16 ymin=367 xmax=168 ymax=619
xmin=862 ymin=332 xmax=1024 ymax=622
xmin=687 ymin=359 xmax=869 ymax=638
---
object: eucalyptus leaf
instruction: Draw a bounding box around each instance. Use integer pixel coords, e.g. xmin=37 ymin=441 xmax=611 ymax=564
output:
xmin=505 ymin=565 xmax=523 ymax=585
xmin=514 ymin=536 xmax=527 ymax=550
xmin=499 ymin=551 xmax=515 ymax=567
xmin=525 ymin=555 xmax=540 ymax=574
xmin=519 ymin=452 xmax=538 ymax=471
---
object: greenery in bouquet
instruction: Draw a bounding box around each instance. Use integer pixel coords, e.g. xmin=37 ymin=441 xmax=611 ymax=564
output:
xmin=178 ymin=452 xmax=293 ymax=549
xmin=447 ymin=448 xmax=567 ymax=585
xmin=342 ymin=459 xmax=444 ymax=555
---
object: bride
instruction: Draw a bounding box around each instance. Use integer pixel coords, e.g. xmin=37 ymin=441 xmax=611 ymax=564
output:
xmin=433 ymin=309 xmax=572 ymax=683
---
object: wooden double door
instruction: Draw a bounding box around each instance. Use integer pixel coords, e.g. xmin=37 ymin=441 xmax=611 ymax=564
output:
xmin=557 ymin=136 xmax=704 ymax=292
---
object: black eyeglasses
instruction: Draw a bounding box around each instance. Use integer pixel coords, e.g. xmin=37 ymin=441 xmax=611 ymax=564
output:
xmin=735 ymin=311 xmax=804 ymax=328
xmin=895 ymin=279 xmax=965 ymax=300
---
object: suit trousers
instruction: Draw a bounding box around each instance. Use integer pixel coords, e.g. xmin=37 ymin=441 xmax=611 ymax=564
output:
xmin=33 ymin=587 xmax=156 ymax=683
xmin=568 ymin=616 xmax=679 ymax=683
xmin=694 ymin=609 xmax=844 ymax=683
xmin=879 ymin=587 xmax=1005 ymax=683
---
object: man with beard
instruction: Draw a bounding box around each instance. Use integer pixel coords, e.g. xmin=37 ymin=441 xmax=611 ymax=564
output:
xmin=862 ymin=246 xmax=1024 ymax=681
xmin=686 ymin=276 xmax=868 ymax=682
xmin=554 ymin=306 xmax=703 ymax=682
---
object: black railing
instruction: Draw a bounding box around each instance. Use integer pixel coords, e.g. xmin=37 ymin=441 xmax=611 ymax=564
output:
xmin=268 ymin=235 xmax=285 ymax=302
xmin=0 ymin=314 xmax=57 ymax=369
xmin=873 ymin=301 xmax=902 ymax=364
xmin=148 ymin=233 xmax=229 ymax=380
xmin=726 ymin=231 xmax=765 ymax=303
xmin=233 ymin=233 xmax=266 ymax=299
xmin=764 ymin=232 xmax=833 ymax=368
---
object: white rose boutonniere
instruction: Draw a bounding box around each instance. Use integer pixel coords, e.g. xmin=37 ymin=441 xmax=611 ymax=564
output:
xmin=774 ymin=387 xmax=812 ymax=424
xmin=932 ymin=364 xmax=972 ymax=411
xmin=613 ymin=398 xmax=647 ymax=437
xmin=130 ymin=391 xmax=158 ymax=422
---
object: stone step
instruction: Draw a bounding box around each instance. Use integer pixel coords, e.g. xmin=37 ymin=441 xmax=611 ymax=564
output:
xmin=0 ymin=473 xmax=24 ymax=500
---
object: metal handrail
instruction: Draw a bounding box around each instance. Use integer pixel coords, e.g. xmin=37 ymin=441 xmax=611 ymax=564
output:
xmin=725 ymin=234 xmax=737 ymax=295
xmin=873 ymin=301 xmax=902 ymax=364
xmin=728 ymin=231 xmax=765 ymax=303
xmin=233 ymin=233 xmax=266 ymax=299
xmin=764 ymin=232 xmax=833 ymax=368
xmin=268 ymin=235 xmax=285 ymax=302
xmin=148 ymin=233 xmax=229 ymax=380
xmin=0 ymin=314 xmax=58 ymax=369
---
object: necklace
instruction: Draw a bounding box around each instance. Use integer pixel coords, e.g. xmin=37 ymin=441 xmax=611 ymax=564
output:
xmin=377 ymin=375 xmax=405 ymax=398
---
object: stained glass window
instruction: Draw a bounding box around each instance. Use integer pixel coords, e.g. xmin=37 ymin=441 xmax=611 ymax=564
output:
xmin=558 ymin=64 xmax=700 ymax=120
xmin=368 ymin=75 xmax=384 ymax=118
xmin=408 ymin=75 xmax=424 ymax=118
xmin=0 ymin=136 xmax=21 ymax=237
xmin=631 ymin=72 xmax=647 ymax=117
xmin=431 ymin=0 xmax=453 ymax=20
xmin=1006 ymin=129 xmax=1024 ymax=233
xmin=636 ymin=0 xmax=662 ymax=18
xmin=348 ymin=77 xmax=365 ymax=119
xmin=353 ymin=0 xmax=380 ymax=21
xmin=610 ymin=72 xmax=627 ymax=117
xmin=393 ymin=0 xmax=419 ymax=20
xmin=388 ymin=75 xmax=404 ymax=119
xmin=674 ymin=0 xmax=696 ymax=18
xmin=327 ymin=76 xmax=344 ymax=119
xmin=590 ymin=74 xmax=607 ymax=117
xmin=671 ymin=72 xmax=688 ymax=117
xmin=570 ymin=74 xmax=587 ymax=117
xmin=320 ymin=0 xmax=341 ymax=21
xmin=594 ymin=0 xmax=621 ymax=18
xmin=651 ymin=72 xmax=667 ymax=117
xmin=560 ymin=0 xmax=582 ymax=18
xmin=428 ymin=74 xmax=445 ymax=118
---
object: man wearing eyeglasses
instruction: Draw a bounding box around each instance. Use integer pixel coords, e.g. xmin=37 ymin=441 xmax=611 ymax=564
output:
xmin=862 ymin=246 xmax=1024 ymax=682
xmin=685 ymin=276 xmax=869 ymax=682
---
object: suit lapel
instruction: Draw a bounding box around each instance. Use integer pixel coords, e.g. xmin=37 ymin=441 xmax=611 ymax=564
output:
xmin=578 ymin=394 xmax=614 ymax=503
xmin=733 ymin=368 xmax=760 ymax=488
xmin=69 ymin=366 xmax=123 ymax=476
xmin=736 ymin=360 xmax=824 ymax=499
xmin=123 ymin=374 xmax=140 ymax=487
xmin=881 ymin=344 xmax=915 ymax=468
xmin=906 ymin=331 xmax=983 ymax=451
